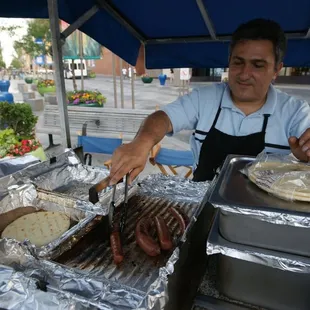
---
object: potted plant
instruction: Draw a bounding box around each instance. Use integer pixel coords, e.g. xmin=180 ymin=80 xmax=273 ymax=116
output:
xmin=4 ymin=137 xmax=45 ymax=161
xmin=141 ymin=74 xmax=153 ymax=84
xmin=24 ymin=76 xmax=33 ymax=84
xmin=0 ymin=102 xmax=38 ymax=136
xmin=0 ymin=102 xmax=46 ymax=161
xmin=89 ymin=71 xmax=96 ymax=78
xmin=37 ymin=79 xmax=56 ymax=96
xmin=67 ymin=90 xmax=106 ymax=107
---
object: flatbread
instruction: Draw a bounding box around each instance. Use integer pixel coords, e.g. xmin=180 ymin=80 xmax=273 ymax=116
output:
xmin=247 ymin=161 xmax=310 ymax=202
xmin=1 ymin=211 xmax=70 ymax=247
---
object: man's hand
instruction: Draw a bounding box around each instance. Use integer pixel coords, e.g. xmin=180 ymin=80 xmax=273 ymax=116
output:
xmin=289 ymin=128 xmax=310 ymax=162
xmin=109 ymin=141 xmax=151 ymax=185
xmin=108 ymin=110 xmax=173 ymax=184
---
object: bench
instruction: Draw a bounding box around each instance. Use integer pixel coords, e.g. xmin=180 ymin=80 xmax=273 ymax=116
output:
xmin=36 ymin=104 xmax=154 ymax=148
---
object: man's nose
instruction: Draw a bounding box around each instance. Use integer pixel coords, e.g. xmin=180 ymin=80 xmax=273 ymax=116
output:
xmin=239 ymin=64 xmax=252 ymax=79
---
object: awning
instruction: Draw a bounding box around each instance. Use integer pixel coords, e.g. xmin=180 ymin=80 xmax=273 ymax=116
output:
xmin=2 ymin=0 xmax=310 ymax=68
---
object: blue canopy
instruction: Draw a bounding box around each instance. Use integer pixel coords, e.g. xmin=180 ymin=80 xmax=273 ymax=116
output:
xmin=2 ymin=0 xmax=310 ymax=68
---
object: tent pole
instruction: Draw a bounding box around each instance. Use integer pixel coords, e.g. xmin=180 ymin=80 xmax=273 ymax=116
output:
xmin=48 ymin=0 xmax=71 ymax=148
xmin=120 ymin=59 xmax=124 ymax=108
xmin=112 ymin=53 xmax=118 ymax=108
xmin=130 ymin=65 xmax=135 ymax=109
xmin=79 ymin=30 xmax=84 ymax=90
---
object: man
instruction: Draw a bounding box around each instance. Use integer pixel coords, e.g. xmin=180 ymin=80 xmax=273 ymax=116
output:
xmin=109 ymin=18 xmax=310 ymax=184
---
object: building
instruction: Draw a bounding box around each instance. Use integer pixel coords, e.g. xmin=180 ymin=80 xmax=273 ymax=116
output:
xmin=91 ymin=47 xmax=162 ymax=78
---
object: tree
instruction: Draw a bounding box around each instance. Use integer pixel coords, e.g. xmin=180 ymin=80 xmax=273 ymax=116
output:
xmin=10 ymin=58 xmax=22 ymax=69
xmin=14 ymin=19 xmax=52 ymax=76
xmin=0 ymin=25 xmax=21 ymax=37
xmin=0 ymin=47 xmax=6 ymax=69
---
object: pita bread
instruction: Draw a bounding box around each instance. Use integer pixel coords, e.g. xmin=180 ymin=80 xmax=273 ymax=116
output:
xmin=1 ymin=211 xmax=70 ymax=247
xmin=248 ymin=161 xmax=310 ymax=202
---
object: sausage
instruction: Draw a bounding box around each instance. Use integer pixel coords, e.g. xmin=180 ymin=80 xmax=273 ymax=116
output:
xmin=110 ymin=231 xmax=124 ymax=264
xmin=175 ymin=208 xmax=190 ymax=227
xmin=154 ymin=216 xmax=173 ymax=250
xmin=169 ymin=207 xmax=188 ymax=234
xmin=135 ymin=218 xmax=161 ymax=256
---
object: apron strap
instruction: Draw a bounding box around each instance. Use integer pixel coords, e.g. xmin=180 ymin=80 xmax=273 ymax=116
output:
xmin=210 ymin=104 xmax=222 ymax=129
xmin=262 ymin=114 xmax=270 ymax=132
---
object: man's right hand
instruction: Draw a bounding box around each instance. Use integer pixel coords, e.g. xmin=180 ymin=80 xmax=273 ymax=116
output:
xmin=109 ymin=140 xmax=151 ymax=185
xmin=109 ymin=110 xmax=173 ymax=185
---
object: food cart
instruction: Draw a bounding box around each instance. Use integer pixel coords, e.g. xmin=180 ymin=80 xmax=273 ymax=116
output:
xmin=2 ymin=0 xmax=310 ymax=309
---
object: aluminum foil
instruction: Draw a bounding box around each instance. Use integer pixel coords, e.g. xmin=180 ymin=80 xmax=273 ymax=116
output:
xmin=0 ymin=239 xmax=144 ymax=309
xmin=213 ymin=204 xmax=310 ymax=228
xmin=207 ymin=213 xmax=310 ymax=274
xmin=209 ymin=153 xmax=310 ymax=228
xmin=0 ymin=183 xmax=97 ymax=259
xmin=136 ymin=248 xmax=179 ymax=310
xmin=0 ymin=154 xmax=40 ymax=178
xmin=0 ymin=237 xmax=180 ymax=310
xmin=12 ymin=149 xmax=110 ymax=192
xmin=207 ymin=240 xmax=310 ymax=274
xmin=137 ymin=174 xmax=210 ymax=204
xmin=0 ymin=264 xmax=100 ymax=309
xmin=0 ymin=159 xmax=207 ymax=310
xmin=2 ymin=149 xmax=137 ymax=216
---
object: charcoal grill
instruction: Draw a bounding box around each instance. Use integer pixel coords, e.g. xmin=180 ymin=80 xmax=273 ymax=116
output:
xmin=55 ymin=193 xmax=213 ymax=310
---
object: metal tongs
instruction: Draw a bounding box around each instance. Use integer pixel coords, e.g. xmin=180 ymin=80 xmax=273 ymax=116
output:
xmin=109 ymin=173 xmax=129 ymax=235
xmin=89 ymin=173 xmax=129 ymax=235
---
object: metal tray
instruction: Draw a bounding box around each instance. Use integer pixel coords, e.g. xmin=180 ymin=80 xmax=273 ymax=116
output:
xmin=0 ymin=184 xmax=100 ymax=259
xmin=219 ymin=209 xmax=310 ymax=257
xmin=4 ymin=150 xmax=122 ymax=215
xmin=208 ymin=212 xmax=310 ymax=310
xmin=209 ymin=155 xmax=310 ymax=216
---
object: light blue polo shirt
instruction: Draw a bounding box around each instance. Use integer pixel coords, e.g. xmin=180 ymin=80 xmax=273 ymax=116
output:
xmin=162 ymin=83 xmax=310 ymax=168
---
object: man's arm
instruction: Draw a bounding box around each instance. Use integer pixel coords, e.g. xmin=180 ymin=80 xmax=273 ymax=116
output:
xmin=134 ymin=110 xmax=173 ymax=150
xmin=109 ymin=89 xmax=201 ymax=184
xmin=109 ymin=111 xmax=173 ymax=184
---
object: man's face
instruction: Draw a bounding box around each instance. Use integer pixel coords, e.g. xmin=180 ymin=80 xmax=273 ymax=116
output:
xmin=228 ymin=40 xmax=282 ymax=103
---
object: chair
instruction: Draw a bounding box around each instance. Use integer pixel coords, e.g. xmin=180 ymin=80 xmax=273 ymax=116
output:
xmin=149 ymin=143 xmax=194 ymax=178
xmin=77 ymin=123 xmax=123 ymax=169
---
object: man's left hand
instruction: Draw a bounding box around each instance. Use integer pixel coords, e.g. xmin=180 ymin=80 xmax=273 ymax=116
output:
xmin=289 ymin=128 xmax=310 ymax=162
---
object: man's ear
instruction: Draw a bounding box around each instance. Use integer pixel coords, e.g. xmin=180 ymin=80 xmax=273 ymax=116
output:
xmin=274 ymin=62 xmax=283 ymax=80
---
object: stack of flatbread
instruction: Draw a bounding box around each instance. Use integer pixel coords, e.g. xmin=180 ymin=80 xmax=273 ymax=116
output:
xmin=1 ymin=211 xmax=70 ymax=247
xmin=247 ymin=161 xmax=310 ymax=202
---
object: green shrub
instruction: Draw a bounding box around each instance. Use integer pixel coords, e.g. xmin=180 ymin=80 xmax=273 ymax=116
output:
xmin=0 ymin=102 xmax=38 ymax=138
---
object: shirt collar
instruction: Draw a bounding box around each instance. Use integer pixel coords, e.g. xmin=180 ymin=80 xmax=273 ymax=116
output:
xmin=221 ymin=84 xmax=278 ymax=115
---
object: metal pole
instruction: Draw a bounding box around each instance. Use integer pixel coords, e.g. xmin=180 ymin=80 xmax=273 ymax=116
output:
xmin=48 ymin=0 xmax=71 ymax=148
xmin=79 ymin=30 xmax=84 ymax=90
xmin=120 ymin=58 xmax=124 ymax=108
xmin=130 ymin=65 xmax=135 ymax=109
xmin=112 ymin=53 xmax=118 ymax=108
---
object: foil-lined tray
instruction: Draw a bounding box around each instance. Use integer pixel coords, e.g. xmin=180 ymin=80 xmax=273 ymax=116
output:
xmin=209 ymin=154 xmax=310 ymax=227
xmin=0 ymin=183 xmax=100 ymax=259
xmin=0 ymin=149 xmax=129 ymax=215
xmin=0 ymin=239 xmax=145 ymax=310
xmin=207 ymin=211 xmax=310 ymax=274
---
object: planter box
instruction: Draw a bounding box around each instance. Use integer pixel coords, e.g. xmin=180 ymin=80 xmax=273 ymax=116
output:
xmin=68 ymin=102 xmax=103 ymax=108
xmin=38 ymin=86 xmax=56 ymax=96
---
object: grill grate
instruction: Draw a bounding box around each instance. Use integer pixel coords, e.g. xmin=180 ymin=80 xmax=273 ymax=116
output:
xmin=55 ymin=194 xmax=198 ymax=292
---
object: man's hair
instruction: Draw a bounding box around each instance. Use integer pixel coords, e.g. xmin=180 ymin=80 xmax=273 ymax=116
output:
xmin=229 ymin=18 xmax=287 ymax=66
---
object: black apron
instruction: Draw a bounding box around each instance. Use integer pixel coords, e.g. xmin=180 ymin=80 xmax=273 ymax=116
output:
xmin=193 ymin=102 xmax=270 ymax=182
